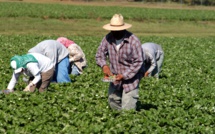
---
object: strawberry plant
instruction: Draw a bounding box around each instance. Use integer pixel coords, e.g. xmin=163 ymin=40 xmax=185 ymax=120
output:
xmin=0 ymin=35 xmax=214 ymax=133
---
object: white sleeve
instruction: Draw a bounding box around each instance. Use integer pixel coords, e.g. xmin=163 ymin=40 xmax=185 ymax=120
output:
xmin=31 ymin=74 xmax=41 ymax=85
xmin=146 ymin=52 xmax=156 ymax=73
xmin=27 ymin=63 xmax=41 ymax=85
xmin=7 ymin=72 xmax=20 ymax=90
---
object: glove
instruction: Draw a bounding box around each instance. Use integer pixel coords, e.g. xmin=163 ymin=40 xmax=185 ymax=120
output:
xmin=144 ymin=71 xmax=149 ymax=77
xmin=102 ymin=65 xmax=113 ymax=77
xmin=23 ymin=82 xmax=35 ymax=92
xmin=23 ymin=85 xmax=31 ymax=92
xmin=69 ymin=57 xmax=75 ymax=62
xmin=116 ymin=74 xmax=123 ymax=81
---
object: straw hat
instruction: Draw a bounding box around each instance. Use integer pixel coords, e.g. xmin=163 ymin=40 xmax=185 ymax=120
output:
xmin=103 ymin=14 xmax=132 ymax=31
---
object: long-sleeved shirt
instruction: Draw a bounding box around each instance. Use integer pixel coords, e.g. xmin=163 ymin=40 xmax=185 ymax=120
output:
xmin=7 ymin=53 xmax=54 ymax=90
xmin=68 ymin=43 xmax=87 ymax=72
xmin=141 ymin=42 xmax=164 ymax=73
xmin=96 ymin=30 xmax=143 ymax=92
xmin=28 ymin=40 xmax=69 ymax=66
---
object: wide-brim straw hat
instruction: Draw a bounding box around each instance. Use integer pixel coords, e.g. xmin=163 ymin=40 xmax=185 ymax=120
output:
xmin=103 ymin=14 xmax=132 ymax=31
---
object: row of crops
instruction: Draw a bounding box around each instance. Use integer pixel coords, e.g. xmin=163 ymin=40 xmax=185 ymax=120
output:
xmin=0 ymin=2 xmax=215 ymax=21
xmin=0 ymin=35 xmax=214 ymax=133
xmin=0 ymin=1 xmax=215 ymax=133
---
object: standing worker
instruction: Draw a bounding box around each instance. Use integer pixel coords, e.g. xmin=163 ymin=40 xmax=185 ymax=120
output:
xmin=28 ymin=40 xmax=71 ymax=83
xmin=141 ymin=42 xmax=164 ymax=78
xmin=96 ymin=14 xmax=143 ymax=110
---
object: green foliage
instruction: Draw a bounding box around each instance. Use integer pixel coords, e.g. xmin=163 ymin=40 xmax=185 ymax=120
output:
xmin=0 ymin=1 xmax=214 ymax=133
xmin=0 ymin=2 xmax=215 ymax=21
xmin=0 ymin=35 xmax=214 ymax=133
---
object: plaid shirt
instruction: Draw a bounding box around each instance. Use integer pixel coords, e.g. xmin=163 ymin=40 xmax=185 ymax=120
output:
xmin=96 ymin=30 xmax=143 ymax=92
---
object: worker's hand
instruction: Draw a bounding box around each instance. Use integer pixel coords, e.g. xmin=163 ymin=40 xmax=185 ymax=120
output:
xmin=116 ymin=74 xmax=123 ymax=81
xmin=0 ymin=89 xmax=14 ymax=94
xmin=102 ymin=65 xmax=113 ymax=77
xmin=69 ymin=57 xmax=75 ymax=62
xmin=23 ymin=82 xmax=34 ymax=92
xmin=144 ymin=72 xmax=149 ymax=77
xmin=23 ymin=85 xmax=30 ymax=92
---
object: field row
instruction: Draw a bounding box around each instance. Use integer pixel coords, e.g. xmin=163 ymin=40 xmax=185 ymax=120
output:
xmin=0 ymin=35 xmax=214 ymax=133
xmin=0 ymin=2 xmax=215 ymax=21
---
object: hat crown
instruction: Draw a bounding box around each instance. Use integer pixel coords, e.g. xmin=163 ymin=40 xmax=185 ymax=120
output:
xmin=103 ymin=13 xmax=132 ymax=31
xmin=110 ymin=14 xmax=124 ymax=26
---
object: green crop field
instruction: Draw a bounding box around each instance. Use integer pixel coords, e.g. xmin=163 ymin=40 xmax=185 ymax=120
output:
xmin=0 ymin=1 xmax=214 ymax=133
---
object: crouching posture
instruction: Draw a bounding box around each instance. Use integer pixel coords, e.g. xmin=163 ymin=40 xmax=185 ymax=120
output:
xmin=141 ymin=42 xmax=164 ymax=78
xmin=56 ymin=37 xmax=87 ymax=75
xmin=28 ymin=40 xmax=71 ymax=83
xmin=3 ymin=53 xmax=54 ymax=94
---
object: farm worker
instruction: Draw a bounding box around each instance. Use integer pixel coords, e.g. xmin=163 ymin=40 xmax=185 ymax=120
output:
xmin=96 ymin=14 xmax=143 ymax=110
xmin=56 ymin=37 xmax=87 ymax=75
xmin=28 ymin=40 xmax=71 ymax=83
xmin=141 ymin=42 xmax=164 ymax=78
xmin=1 ymin=53 xmax=54 ymax=94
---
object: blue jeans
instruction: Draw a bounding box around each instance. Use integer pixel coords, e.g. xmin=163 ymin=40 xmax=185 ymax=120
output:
xmin=53 ymin=57 xmax=71 ymax=83
xmin=71 ymin=64 xmax=81 ymax=75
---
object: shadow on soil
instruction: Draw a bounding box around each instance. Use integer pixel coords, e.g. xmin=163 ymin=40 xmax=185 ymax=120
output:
xmin=136 ymin=101 xmax=158 ymax=111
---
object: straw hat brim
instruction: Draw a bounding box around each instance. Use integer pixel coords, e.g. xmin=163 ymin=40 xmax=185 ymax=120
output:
xmin=103 ymin=23 xmax=132 ymax=31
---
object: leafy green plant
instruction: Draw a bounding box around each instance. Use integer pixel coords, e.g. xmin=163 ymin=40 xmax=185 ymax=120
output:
xmin=0 ymin=35 xmax=214 ymax=133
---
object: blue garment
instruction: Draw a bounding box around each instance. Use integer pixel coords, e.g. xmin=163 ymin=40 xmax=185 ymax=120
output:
xmin=71 ymin=64 xmax=81 ymax=76
xmin=53 ymin=57 xmax=71 ymax=83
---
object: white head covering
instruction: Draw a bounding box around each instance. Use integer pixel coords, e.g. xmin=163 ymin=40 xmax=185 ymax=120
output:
xmin=10 ymin=60 xmax=23 ymax=74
